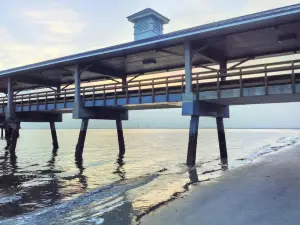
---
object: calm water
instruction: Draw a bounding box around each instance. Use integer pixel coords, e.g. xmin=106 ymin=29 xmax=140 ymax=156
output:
xmin=0 ymin=129 xmax=299 ymax=225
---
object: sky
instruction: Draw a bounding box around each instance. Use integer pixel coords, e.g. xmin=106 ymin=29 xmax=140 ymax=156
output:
xmin=1 ymin=0 xmax=300 ymax=129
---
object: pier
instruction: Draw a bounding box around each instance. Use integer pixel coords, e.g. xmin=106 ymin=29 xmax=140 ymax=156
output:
xmin=0 ymin=4 xmax=300 ymax=165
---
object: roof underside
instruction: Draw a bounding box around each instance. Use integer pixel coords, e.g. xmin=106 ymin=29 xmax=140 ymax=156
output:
xmin=1 ymin=4 xmax=300 ymax=92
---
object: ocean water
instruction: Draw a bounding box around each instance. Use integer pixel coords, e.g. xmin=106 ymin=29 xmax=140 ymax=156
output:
xmin=0 ymin=129 xmax=299 ymax=225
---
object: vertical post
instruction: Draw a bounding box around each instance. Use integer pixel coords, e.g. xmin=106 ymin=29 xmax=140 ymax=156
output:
xmin=216 ymin=117 xmax=228 ymax=163
xmin=57 ymin=85 xmax=61 ymax=94
xmin=9 ymin=122 xmax=20 ymax=157
xmin=49 ymin=122 xmax=59 ymax=150
xmin=184 ymin=41 xmax=193 ymax=93
xmin=292 ymin=61 xmax=296 ymax=94
xmin=7 ymin=77 xmax=13 ymax=120
xmin=186 ymin=115 xmax=199 ymax=166
xmin=75 ymin=119 xmax=89 ymax=161
xmin=74 ymin=64 xmax=81 ymax=105
xmin=220 ymin=61 xmax=227 ymax=81
xmin=116 ymin=119 xmax=125 ymax=158
xmin=1 ymin=126 xmax=3 ymax=139
xmin=184 ymin=41 xmax=199 ymax=166
xmin=122 ymin=76 xmax=127 ymax=92
xmin=264 ymin=65 xmax=268 ymax=95
xmin=4 ymin=124 xmax=11 ymax=150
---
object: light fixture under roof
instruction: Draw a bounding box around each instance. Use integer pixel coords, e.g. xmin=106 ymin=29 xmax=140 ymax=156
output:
xmin=143 ymin=59 xmax=156 ymax=65
xmin=278 ymin=33 xmax=297 ymax=43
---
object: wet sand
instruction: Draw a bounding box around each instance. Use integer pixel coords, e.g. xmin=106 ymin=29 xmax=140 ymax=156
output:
xmin=140 ymin=145 xmax=300 ymax=225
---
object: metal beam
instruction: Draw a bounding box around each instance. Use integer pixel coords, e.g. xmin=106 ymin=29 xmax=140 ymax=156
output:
xmin=127 ymin=73 xmax=142 ymax=83
xmin=197 ymin=65 xmax=218 ymax=72
xmin=61 ymin=82 xmax=73 ymax=90
xmin=228 ymin=57 xmax=253 ymax=70
xmin=98 ymin=74 xmax=121 ymax=83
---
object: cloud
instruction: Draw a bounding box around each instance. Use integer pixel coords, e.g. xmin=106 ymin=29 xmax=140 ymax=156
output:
xmin=0 ymin=5 xmax=88 ymax=70
xmin=0 ymin=25 xmax=75 ymax=70
xmin=23 ymin=8 xmax=86 ymax=43
xmin=1 ymin=0 xmax=299 ymax=71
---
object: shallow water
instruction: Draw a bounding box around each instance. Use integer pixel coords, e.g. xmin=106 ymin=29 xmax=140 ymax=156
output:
xmin=0 ymin=129 xmax=299 ymax=224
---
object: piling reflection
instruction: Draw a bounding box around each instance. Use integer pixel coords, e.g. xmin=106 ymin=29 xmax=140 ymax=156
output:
xmin=62 ymin=158 xmax=88 ymax=193
xmin=75 ymin=159 xmax=88 ymax=191
xmin=113 ymin=156 xmax=126 ymax=180
xmin=0 ymin=149 xmax=63 ymax=218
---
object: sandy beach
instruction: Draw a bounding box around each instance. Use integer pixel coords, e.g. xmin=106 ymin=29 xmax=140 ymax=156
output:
xmin=140 ymin=144 xmax=300 ymax=225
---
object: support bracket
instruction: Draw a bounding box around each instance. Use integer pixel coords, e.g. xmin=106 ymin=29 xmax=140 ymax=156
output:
xmin=73 ymin=103 xmax=128 ymax=120
xmin=182 ymin=94 xmax=229 ymax=118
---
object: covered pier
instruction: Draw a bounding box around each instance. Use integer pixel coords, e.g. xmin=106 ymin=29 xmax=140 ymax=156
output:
xmin=0 ymin=4 xmax=300 ymax=165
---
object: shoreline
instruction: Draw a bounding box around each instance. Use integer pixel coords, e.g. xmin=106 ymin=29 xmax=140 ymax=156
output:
xmin=140 ymin=144 xmax=300 ymax=225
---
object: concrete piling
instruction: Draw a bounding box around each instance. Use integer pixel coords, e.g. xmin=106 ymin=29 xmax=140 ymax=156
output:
xmin=186 ymin=115 xmax=199 ymax=166
xmin=4 ymin=124 xmax=12 ymax=150
xmin=9 ymin=122 xmax=20 ymax=157
xmin=49 ymin=122 xmax=59 ymax=150
xmin=216 ymin=117 xmax=228 ymax=162
xmin=116 ymin=119 xmax=125 ymax=158
xmin=75 ymin=119 xmax=89 ymax=161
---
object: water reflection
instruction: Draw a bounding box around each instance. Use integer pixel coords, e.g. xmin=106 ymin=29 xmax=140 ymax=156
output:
xmin=0 ymin=129 xmax=289 ymax=224
xmin=113 ymin=157 xmax=126 ymax=180
xmin=62 ymin=159 xmax=88 ymax=193
xmin=75 ymin=159 xmax=88 ymax=191
xmin=0 ymin=149 xmax=64 ymax=218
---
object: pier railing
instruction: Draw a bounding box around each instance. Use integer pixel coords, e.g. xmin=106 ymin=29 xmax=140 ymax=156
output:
xmin=1 ymin=59 xmax=300 ymax=111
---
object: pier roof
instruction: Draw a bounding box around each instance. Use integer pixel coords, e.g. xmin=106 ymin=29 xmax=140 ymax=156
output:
xmin=1 ymin=4 xmax=300 ymax=91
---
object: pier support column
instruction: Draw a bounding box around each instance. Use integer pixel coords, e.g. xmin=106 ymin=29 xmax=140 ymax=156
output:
xmin=6 ymin=77 xmax=14 ymax=120
xmin=4 ymin=124 xmax=12 ymax=150
xmin=116 ymin=119 xmax=125 ymax=158
xmin=184 ymin=41 xmax=193 ymax=93
xmin=187 ymin=115 xmax=199 ymax=166
xmin=182 ymin=99 xmax=230 ymax=166
xmin=75 ymin=119 xmax=89 ymax=161
xmin=49 ymin=122 xmax=59 ymax=150
xmin=9 ymin=122 xmax=20 ymax=157
xmin=216 ymin=117 xmax=228 ymax=162
xmin=220 ymin=61 xmax=227 ymax=81
xmin=74 ymin=64 xmax=81 ymax=105
xmin=1 ymin=126 xmax=3 ymax=139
